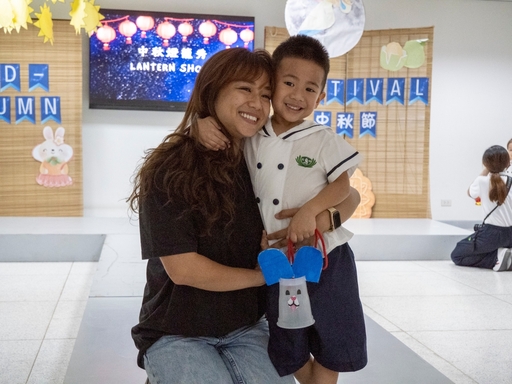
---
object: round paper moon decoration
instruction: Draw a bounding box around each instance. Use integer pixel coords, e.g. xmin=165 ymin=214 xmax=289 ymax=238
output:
xmin=285 ymin=0 xmax=366 ymax=59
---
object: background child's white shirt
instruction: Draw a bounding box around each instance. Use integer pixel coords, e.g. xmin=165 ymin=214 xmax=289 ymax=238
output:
xmin=244 ymin=119 xmax=362 ymax=253
xmin=469 ymin=174 xmax=512 ymax=227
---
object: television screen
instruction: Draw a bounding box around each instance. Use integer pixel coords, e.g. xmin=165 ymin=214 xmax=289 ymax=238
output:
xmin=89 ymin=9 xmax=255 ymax=112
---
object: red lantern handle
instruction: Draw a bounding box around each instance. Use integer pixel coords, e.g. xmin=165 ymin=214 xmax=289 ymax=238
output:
xmin=286 ymin=229 xmax=328 ymax=269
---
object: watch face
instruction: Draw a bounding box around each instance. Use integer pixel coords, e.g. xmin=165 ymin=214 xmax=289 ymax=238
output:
xmin=333 ymin=211 xmax=341 ymax=228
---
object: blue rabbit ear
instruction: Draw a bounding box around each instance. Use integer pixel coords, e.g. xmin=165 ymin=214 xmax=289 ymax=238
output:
xmin=292 ymin=246 xmax=323 ymax=283
xmin=258 ymin=249 xmax=294 ymax=285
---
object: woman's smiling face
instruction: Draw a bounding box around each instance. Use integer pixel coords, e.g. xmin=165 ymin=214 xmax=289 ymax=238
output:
xmin=214 ymin=73 xmax=272 ymax=142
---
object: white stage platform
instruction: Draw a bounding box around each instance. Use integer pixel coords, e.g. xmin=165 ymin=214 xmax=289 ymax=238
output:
xmin=0 ymin=217 xmax=472 ymax=262
xmin=344 ymin=219 xmax=471 ymax=261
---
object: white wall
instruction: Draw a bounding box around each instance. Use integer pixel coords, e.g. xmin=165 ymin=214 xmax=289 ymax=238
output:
xmin=40 ymin=0 xmax=512 ymax=219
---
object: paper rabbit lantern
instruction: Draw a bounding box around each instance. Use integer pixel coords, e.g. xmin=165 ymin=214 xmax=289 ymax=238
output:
xmin=258 ymin=233 xmax=326 ymax=329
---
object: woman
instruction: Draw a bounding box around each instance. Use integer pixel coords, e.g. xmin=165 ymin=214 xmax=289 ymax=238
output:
xmin=127 ymin=48 xmax=294 ymax=383
xmin=451 ymin=145 xmax=512 ymax=271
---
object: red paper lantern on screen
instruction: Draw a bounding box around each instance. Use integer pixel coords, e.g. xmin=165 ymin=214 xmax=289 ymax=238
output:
xmin=136 ymin=16 xmax=155 ymax=38
xmin=119 ymin=19 xmax=137 ymax=44
xmin=157 ymin=21 xmax=176 ymax=47
xmin=219 ymin=27 xmax=238 ymax=49
xmin=96 ymin=25 xmax=116 ymax=50
xmin=199 ymin=20 xmax=217 ymax=44
xmin=178 ymin=22 xmax=193 ymax=42
xmin=240 ymin=28 xmax=254 ymax=48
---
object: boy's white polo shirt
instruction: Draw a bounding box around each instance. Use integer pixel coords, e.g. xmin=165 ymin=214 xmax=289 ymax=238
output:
xmin=244 ymin=119 xmax=362 ymax=253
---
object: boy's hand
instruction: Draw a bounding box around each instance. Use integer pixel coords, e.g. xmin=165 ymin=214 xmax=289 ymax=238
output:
xmin=196 ymin=117 xmax=230 ymax=150
xmin=267 ymin=208 xmax=315 ymax=249
xmin=287 ymin=207 xmax=316 ymax=243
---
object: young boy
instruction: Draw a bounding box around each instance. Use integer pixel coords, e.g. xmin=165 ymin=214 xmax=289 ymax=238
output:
xmin=199 ymin=35 xmax=367 ymax=384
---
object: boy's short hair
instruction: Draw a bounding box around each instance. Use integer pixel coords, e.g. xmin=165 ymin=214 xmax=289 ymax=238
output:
xmin=272 ymin=35 xmax=330 ymax=87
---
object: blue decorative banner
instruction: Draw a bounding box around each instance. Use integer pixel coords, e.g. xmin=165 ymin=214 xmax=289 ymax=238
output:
xmin=29 ymin=64 xmax=50 ymax=92
xmin=409 ymin=77 xmax=429 ymax=105
xmin=336 ymin=112 xmax=354 ymax=138
xmin=0 ymin=64 xmax=21 ymax=92
xmin=365 ymin=78 xmax=384 ymax=104
xmin=359 ymin=111 xmax=377 ymax=138
xmin=15 ymin=96 xmax=35 ymax=124
xmin=0 ymin=97 xmax=11 ymax=123
xmin=326 ymin=79 xmax=344 ymax=105
xmin=314 ymin=111 xmax=332 ymax=127
xmin=41 ymin=97 xmax=61 ymax=124
xmin=346 ymin=78 xmax=364 ymax=105
xmin=386 ymin=78 xmax=405 ymax=105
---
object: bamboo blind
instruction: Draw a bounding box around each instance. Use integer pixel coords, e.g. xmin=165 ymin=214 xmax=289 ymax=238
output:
xmin=265 ymin=26 xmax=433 ymax=218
xmin=0 ymin=21 xmax=83 ymax=216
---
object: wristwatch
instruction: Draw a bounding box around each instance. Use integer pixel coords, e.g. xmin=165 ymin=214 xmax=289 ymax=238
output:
xmin=327 ymin=207 xmax=341 ymax=232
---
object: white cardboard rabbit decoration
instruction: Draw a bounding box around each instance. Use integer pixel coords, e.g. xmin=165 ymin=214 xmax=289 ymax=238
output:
xmin=32 ymin=126 xmax=73 ymax=187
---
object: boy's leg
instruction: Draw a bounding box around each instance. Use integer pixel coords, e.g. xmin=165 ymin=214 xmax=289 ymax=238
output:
xmin=266 ymin=283 xmax=312 ymax=377
xmin=144 ymin=334 xmax=233 ymax=384
xmin=220 ymin=318 xmax=295 ymax=384
xmin=294 ymin=358 xmax=313 ymax=384
xmin=294 ymin=358 xmax=338 ymax=384
xmin=310 ymin=360 xmax=339 ymax=384
xmin=308 ymin=244 xmax=368 ymax=373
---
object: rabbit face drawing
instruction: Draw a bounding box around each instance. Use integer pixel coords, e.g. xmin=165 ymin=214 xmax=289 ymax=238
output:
xmin=32 ymin=126 xmax=74 ymax=187
xmin=285 ymin=287 xmax=302 ymax=310
xmin=277 ymin=276 xmax=315 ymax=329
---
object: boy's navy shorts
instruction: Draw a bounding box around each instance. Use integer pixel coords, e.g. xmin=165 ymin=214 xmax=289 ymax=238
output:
xmin=266 ymin=243 xmax=368 ymax=377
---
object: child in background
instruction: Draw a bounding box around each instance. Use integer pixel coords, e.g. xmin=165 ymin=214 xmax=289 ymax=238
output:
xmin=198 ymin=35 xmax=367 ymax=384
xmin=506 ymin=138 xmax=512 ymax=174
xmin=451 ymin=145 xmax=512 ymax=271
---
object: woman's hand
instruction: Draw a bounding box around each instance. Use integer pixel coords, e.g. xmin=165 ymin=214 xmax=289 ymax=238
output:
xmin=196 ymin=117 xmax=231 ymax=150
xmin=260 ymin=230 xmax=269 ymax=251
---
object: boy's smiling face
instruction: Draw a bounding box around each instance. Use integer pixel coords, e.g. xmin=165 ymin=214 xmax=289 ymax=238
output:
xmin=271 ymin=57 xmax=326 ymax=134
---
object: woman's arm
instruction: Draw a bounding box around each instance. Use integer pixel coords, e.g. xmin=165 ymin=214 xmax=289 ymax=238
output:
xmin=160 ymin=252 xmax=265 ymax=292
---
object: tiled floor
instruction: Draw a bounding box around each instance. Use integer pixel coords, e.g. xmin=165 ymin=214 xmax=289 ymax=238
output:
xmin=1 ymin=218 xmax=512 ymax=384
xmin=358 ymin=261 xmax=512 ymax=384
xmin=0 ymin=261 xmax=97 ymax=384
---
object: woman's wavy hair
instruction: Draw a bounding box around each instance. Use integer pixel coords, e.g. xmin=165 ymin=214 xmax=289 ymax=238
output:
xmin=482 ymin=145 xmax=510 ymax=205
xmin=127 ymin=48 xmax=274 ymax=235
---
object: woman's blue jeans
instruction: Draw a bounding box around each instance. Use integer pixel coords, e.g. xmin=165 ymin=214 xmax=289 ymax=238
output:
xmin=143 ymin=318 xmax=295 ymax=384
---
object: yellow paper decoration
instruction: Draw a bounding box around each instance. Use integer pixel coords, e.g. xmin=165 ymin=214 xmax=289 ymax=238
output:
xmin=69 ymin=0 xmax=86 ymax=34
xmin=0 ymin=0 xmax=103 ymax=42
xmin=82 ymin=0 xmax=104 ymax=35
xmin=34 ymin=3 xmax=54 ymax=44
xmin=10 ymin=0 xmax=33 ymax=32
xmin=0 ymin=0 xmax=15 ymax=32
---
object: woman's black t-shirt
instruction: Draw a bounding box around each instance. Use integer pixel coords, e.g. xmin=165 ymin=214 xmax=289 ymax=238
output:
xmin=131 ymin=159 xmax=265 ymax=368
